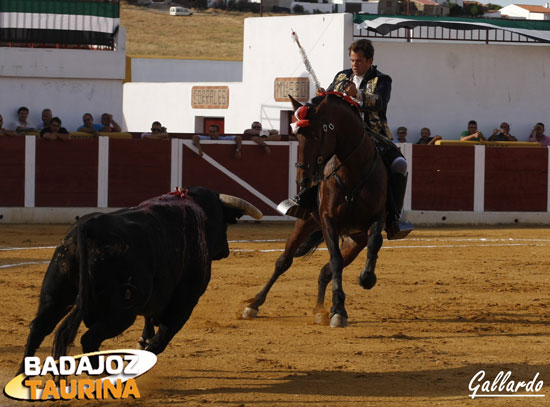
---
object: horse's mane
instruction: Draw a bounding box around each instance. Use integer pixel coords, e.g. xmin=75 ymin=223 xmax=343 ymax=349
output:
xmin=311 ymin=93 xmax=362 ymax=119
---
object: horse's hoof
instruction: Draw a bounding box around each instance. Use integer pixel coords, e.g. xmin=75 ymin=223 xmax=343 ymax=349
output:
xmin=360 ymin=272 xmax=377 ymax=290
xmin=314 ymin=312 xmax=329 ymax=325
xmin=330 ymin=314 xmax=348 ymax=328
xmin=242 ymin=306 xmax=258 ymax=319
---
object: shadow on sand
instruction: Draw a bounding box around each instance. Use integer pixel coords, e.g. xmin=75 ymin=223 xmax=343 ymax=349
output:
xmin=160 ymin=362 xmax=548 ymax=399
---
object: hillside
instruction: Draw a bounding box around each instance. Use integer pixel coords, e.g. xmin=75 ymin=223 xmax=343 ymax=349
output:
xmin=121 ymin=2 xmax=262 ymax=60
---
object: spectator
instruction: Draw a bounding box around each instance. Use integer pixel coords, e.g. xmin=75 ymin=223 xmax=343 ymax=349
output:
xmin=10 ymin=106 xmax=35 ymax=133
xmin=243 ymin=121 xmax=279 ymax=138
xmin=243 ymin=121 xmax=280 ymax=155
xmin=193 ymin=124 xmax=242 ymax=159
xmin=0 ymin=114 xmax=17 ymax=137
xmin=415 ymin=128 xmax=442 ymax=145
xmin=37 ymin=109 xmax=53 ymax=130
xmin=100 ymin=113 xmax=122 ymax=133
xmin=395 ymin=126 xmax=408 ymax=143
xmin=40 ymin=117 xmax=70 ymax=141
xmin=488 ymin=122 xmax=517 ymax=142
xmin=141 ymin=121 xmax=169 ymax=139
xmin=460 ymin=120 xmax=486 ymax=141
xmin=77 ymin=113 xmax=103 ymax=136
xmin=528 ymin=122 xmax=550 ymax=147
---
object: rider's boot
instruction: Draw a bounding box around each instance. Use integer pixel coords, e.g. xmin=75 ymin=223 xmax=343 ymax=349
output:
xmin=385 ymin=173 xmax=413 ymax=240
xmin=277 ymin=185 xmax=318 ymax=219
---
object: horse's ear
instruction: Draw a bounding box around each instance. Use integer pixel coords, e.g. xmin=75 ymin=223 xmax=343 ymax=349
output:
xmin=288 ymin=95 xmax=302 ymax=112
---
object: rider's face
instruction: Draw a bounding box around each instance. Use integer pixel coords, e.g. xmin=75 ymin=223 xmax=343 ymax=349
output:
xmin=349 ymin=50 xmax=372 ymax=77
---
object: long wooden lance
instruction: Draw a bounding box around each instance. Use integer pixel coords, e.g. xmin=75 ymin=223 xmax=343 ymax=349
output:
xmin=291 ymin=29 xmax=321 ymax=91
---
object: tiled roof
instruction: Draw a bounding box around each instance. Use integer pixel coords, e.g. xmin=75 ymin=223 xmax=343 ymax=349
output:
xmin=516 ymin=4 xmax=550 ymax=13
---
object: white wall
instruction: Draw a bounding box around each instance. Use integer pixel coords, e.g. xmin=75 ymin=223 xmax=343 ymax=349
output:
xmin=500 ymin=5 xmax=528 ymax=19
xmin=0 ymin=29 xmax=126 ymax=132
xmin=123 ymin=14 xmax=550 ymax=140
xmin=124 ymin=14 xmax=353 ymax=133
xmin=0 ymin=78 xmax=124 ymax=132
xmin=374 ymin=41 xmax=550 ymax=141
xmin=130 ymin=58 xmax=243 ymax=82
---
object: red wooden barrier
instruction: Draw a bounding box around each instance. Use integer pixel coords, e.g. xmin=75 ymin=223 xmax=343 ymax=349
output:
xmin=0 ymin=137 xmax=25 ymax=207
xmin=181 ymin=143 xmax=289 ymax=216
xmin=108 ymin=139 xmax=171 ymax=207
xmin=485 ymin=147 xmax=548 ymax=211
xmin=35 ymin=139 xmax=98 ymax=207
xmin=412 ymin=145 xmax=475 ymax=211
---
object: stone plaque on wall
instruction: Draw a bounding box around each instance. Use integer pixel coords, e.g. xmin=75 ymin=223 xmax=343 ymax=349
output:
xmin=274 ymin=77 xmax=309 ymax=102
xmin=191 ymin=86 xmax=229 ymax=109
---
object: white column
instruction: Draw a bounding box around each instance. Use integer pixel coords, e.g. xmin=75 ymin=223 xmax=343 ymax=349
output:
xmin=97 ymin=136 xmax=109 ymax=208
xmin=24 ymin=135 xmax=36 ymax=208
xmin=474 ymin=145 xmax=485 ymax=212
xmin=288 ymin=141 xmax=298 ymax=199
xmin=171 ymin=138 xmax=183 ymax=191
xmin=547 ymin=147 xmax=550 ymax=212
xmin=401 ymin=143 xmax=413 ymax=211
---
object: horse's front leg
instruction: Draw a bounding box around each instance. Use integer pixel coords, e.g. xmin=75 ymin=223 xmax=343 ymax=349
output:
xmin=359 ymin=219 xmax=384 ymax=290
xmin=243 ymin=216 xmax=319 ymax=319
xmin=315 ymin=235 xmax=367 ymax=325
xmin=320 ymin=215 xmax=347 ymax=327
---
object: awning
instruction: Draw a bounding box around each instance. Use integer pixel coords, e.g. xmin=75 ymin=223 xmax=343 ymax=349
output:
xmin=354 ymin=14 xmax=550 ymax=44
xmin=0 ymin=0 xmax=120 ymax=47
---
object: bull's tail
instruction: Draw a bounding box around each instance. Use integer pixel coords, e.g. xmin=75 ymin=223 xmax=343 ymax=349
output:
xmin=52 ymin=306 xmax=82 ymax=360
xmin=294 ymin=230 xmax=324 ymax=258
xmin=52 ymin=221 xmax=91 ymax=359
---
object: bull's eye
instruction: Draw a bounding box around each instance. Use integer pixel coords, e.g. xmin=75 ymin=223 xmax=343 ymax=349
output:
xmin=124 ymin=288 xmax=132 ymax=301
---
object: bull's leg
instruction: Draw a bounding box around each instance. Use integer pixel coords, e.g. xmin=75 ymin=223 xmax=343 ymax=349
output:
xmin=80 ymin=312 xmax=137 ymax=355
xmin=137 ymin=317 xmax=155 ymax=350
xmin=359 ymin=220 xmax=384 ymax=290
xmin=145 ymin=286 xmax=203 ymax=355
xmin=243 ymin=217 xmax=319 ymax=318
xmin=18 ymin=260 xmax=78 ymax=374
xmin=314 ymin=235 xmax=367 ymax=324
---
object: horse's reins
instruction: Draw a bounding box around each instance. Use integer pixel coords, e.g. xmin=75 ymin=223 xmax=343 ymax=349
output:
xmin=294 ymin=92 xmax=382 ymax=204
xmin=325 ymin=129 xmax=379 ymax=205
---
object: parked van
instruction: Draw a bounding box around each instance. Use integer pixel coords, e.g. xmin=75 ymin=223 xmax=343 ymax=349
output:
xmin=169 ymin=6 xmax=192 ymax=16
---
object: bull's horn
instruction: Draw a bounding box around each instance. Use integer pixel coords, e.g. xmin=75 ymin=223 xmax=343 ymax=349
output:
xmin=219 ymin=194 xmax=263 ymax=220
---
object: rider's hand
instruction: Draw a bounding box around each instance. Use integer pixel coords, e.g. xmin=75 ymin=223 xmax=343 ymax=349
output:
xmin=344 ymin=82 xmax=357 ymax=97
xmin=315 ymin=87 xmax=326 ymax=96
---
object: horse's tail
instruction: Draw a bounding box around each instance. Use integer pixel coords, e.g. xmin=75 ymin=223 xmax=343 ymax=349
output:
xmin=294 ymin=230 xmax=324 ymax=258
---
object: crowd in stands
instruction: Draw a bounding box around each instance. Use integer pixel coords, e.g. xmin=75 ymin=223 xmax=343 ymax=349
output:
xmin=393 ymin=120 xmax=550 ymax=147
xmin=2 ymin=107 xmax=549 ymax=151
xmin=0 ymin=107 xmax=122 ymax=141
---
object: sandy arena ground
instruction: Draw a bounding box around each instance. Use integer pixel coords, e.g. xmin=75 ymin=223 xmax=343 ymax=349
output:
xmin=0 ymin=222 xmax=549 ymax=406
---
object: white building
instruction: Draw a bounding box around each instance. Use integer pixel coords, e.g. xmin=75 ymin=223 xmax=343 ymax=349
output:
xmin=2 ymin=13 xmax=550 ymax=139
xmin=499 ymin=3 xmax=550 ymax=20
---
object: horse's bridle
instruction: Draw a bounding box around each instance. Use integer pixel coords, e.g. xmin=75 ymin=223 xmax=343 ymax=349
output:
xmin=295 ymin=119 xmax=335 ymax=183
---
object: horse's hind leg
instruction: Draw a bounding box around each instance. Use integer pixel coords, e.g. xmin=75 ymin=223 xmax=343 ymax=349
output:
xmin=315 ymin=235 xmax=367 ymax=324
xmin=359 ymin=220 xmax=384 ymax=290
xmin=243 ymin=217 xmax=319 ymax=319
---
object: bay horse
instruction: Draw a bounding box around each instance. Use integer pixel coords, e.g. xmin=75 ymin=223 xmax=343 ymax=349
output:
xmin=243 ymin=92 xmax=388 ymax=327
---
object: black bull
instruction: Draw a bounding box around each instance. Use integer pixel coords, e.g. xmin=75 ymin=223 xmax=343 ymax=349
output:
xmin=18 ymin=187 xmax=262 ymax=374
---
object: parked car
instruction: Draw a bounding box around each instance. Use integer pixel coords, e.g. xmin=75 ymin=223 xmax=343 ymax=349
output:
xmin=169 ymin=6 xmax=192 ymax=16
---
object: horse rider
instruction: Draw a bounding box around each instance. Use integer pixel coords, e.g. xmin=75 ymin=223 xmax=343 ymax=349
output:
xmin=279 ymin=38 xmax=413 ymax=240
